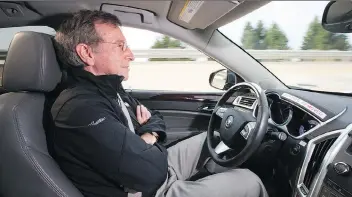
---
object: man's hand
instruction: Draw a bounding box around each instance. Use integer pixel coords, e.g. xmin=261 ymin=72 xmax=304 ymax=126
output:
xmin=140 ymin=132 xmax=157 ymax=145
xmin=136 ymin=105 xmax=151 ymax=124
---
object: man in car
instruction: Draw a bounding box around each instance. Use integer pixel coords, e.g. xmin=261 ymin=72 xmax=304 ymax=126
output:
xmin=48 ymin=9 xmax=268 ymax=197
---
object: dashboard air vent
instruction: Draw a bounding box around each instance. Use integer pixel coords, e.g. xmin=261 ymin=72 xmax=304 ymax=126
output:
xmin=239 ymin=97 xmax=256 ymax=107
xmin=303 ymin=137 xmax=337 ymax=190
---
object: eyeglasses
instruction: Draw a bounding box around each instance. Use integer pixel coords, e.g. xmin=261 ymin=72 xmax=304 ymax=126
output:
xmin=99 ymin=40 xmax=129 ymax=52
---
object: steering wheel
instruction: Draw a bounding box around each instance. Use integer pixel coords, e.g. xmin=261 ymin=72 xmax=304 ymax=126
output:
xmin=207 ymin=82 xmax=269 ymax=167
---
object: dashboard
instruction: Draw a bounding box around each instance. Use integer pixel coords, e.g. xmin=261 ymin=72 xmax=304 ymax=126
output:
xmin=266 ymin=93 xmax=320 ymax=138
xmin=232 ymin=87 xmax=352 ymax=197
xmin=239 ymin=91 xmax=323 ymax=139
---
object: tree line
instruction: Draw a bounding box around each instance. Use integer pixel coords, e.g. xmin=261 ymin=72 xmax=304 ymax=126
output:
xmin=149 ymin=35 xmax=192 ymax=61
xmin=148 ymin=16 xmax=351 ymax=61
xmin=241 ymin=16 xmax=350 ymax=51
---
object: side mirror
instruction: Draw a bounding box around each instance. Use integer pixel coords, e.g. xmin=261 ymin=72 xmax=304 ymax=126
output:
xmin=209 ymin=69 xmax=237 ymax=90
xmin=322 ymin=1 xmax=352 ymax=33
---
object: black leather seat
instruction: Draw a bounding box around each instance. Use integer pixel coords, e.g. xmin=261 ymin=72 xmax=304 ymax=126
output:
xmin=0 ymin=32 xmax=83 ymax=197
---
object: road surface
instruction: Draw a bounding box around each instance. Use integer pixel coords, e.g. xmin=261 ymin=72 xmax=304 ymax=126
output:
xmin=123 ymin=61 xmax=352 ymax=93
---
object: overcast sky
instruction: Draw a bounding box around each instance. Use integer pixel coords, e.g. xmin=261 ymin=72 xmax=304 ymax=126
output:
xmin=1 ymin=1 xmax=351 ymax=51
xmin=122 ymin=1 xmax=352 ymax=50
xmin=218 ymin=1 xmax=352 ymax=50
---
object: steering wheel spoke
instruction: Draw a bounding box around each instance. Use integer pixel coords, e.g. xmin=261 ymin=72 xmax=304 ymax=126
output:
xmin=240 ymin=121 xmax=256 ymax=140
xmin=214 ymin=140 xmax=232 ymax=154
xmin=233 ymin=107 xmax=256 ymax=122
xmin=214 ymin=106 xmax=228 ymax=119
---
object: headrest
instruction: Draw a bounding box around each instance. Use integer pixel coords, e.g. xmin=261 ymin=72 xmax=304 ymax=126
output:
xmin=2 ymin=31 xmax=62 ymax=92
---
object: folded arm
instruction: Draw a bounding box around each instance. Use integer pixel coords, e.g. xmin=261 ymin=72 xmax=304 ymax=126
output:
xmin=53 ymin=97 xmax=168 ymax=194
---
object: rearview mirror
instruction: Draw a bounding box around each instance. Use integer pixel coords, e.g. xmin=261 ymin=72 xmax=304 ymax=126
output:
xmin=322 ymin=1 xmax=352 ymax=33
xmin=209 ymin=69 xmax=237 ymax=90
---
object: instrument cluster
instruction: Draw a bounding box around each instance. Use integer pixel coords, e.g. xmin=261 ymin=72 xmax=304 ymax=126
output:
xmin=267 ymin=93 xmax=320 ymax=137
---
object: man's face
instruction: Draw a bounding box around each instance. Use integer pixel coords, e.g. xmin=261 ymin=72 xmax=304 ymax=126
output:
xmin=81 ymin=23 xmax=134 ymax=80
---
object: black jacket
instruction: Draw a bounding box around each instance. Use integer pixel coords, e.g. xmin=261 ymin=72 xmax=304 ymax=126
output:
xmin=46 ymin=68 xmax=168 ymax=197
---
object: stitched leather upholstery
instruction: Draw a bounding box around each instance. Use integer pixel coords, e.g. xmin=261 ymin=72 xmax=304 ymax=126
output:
xmin=0 ymin=32 xmax=83 ymax=197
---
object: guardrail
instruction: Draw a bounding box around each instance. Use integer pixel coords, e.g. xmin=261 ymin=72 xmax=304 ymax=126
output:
xmin=129 ymin=49 xmax=352 ymax=61
xmin=1 ymin=49 xmax=352 ymax=66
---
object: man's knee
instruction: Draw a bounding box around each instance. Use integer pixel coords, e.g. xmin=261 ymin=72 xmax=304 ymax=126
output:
xmin=226 ymin=169 xmax=268 ymax=197
xmin=161 ymin=168 xmax=267 ymax=197
xmin=234 ymin=168 xmax=262 ymax=182
xmin=192 ymin=131 xmax=207 ymax=142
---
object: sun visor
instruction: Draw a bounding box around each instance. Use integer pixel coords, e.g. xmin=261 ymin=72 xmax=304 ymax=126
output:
xmin=168 ymin=1 xmax=242 ymax=29
xmin=101 ymin=4 xmax=156 ymax=27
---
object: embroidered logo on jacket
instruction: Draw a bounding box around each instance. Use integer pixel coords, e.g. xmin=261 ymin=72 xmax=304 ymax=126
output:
xmin=88 ymin=117 xmax=106 ymax=126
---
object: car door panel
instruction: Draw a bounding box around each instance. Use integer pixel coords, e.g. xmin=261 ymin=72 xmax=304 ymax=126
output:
xmin=129 ymin=91 xmax=221 ymax=110
xmin=128 ymin=90 xmax=225 ymax=146
xmin=159 ymin=110 xmax=210 ymax=145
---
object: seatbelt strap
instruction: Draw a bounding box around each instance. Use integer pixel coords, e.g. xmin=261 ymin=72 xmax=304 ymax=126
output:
xmin=117 ymin=94 xmax=143 ymax=197
xmin=117 ymin=93 xmax=135 ymax=133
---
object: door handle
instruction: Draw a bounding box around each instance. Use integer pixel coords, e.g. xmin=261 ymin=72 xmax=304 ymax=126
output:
xmin=199 ymin=106 xmax=215 ymax=112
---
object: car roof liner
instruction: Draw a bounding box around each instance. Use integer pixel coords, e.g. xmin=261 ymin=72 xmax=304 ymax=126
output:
xmin=0 ymin=2 xmax=41 ymax=28
xmin=0 ymin=1 xmax=270 ymax=30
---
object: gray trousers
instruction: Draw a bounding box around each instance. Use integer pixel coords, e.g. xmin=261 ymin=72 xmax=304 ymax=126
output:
xmin=155 ymin=132 xmax=269 ymax=197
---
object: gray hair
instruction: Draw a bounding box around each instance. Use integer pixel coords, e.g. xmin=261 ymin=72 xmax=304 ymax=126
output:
xmin=54 ymin=10 xmax=121 ymax=67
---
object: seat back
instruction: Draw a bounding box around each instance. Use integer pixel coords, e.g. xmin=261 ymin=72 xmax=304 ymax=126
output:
xmin=0 ymin=32 xmax=83 ymax=197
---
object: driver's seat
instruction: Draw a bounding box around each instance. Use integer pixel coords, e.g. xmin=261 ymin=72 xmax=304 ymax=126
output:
xmin=0 ymin=31 xmax=83 ymax=197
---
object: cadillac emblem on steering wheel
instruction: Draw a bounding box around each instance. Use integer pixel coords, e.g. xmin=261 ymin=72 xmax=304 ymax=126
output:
xmin=225 ymin=116 xmax=234 ymax=128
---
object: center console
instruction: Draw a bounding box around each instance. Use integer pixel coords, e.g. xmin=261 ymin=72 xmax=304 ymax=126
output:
xmin=296 ymin=123 xmax=352 ymax=197
xmin=318 ymin=162 xmax=352 ymax=197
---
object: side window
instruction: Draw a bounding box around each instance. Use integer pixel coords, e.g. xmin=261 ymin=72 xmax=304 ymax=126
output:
xmin=121 ymin=27 xmax=232 ymax=92
xmin=0 ymin=26 xmax=56 ymax=86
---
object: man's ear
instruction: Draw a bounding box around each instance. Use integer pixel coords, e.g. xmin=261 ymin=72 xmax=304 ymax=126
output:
xmin=76 ymin=43 xmax=95 ymax=66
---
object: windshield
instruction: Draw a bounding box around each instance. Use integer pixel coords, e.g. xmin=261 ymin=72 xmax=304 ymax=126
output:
xmin=219 ymin=1 xmax=352 ymax=93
